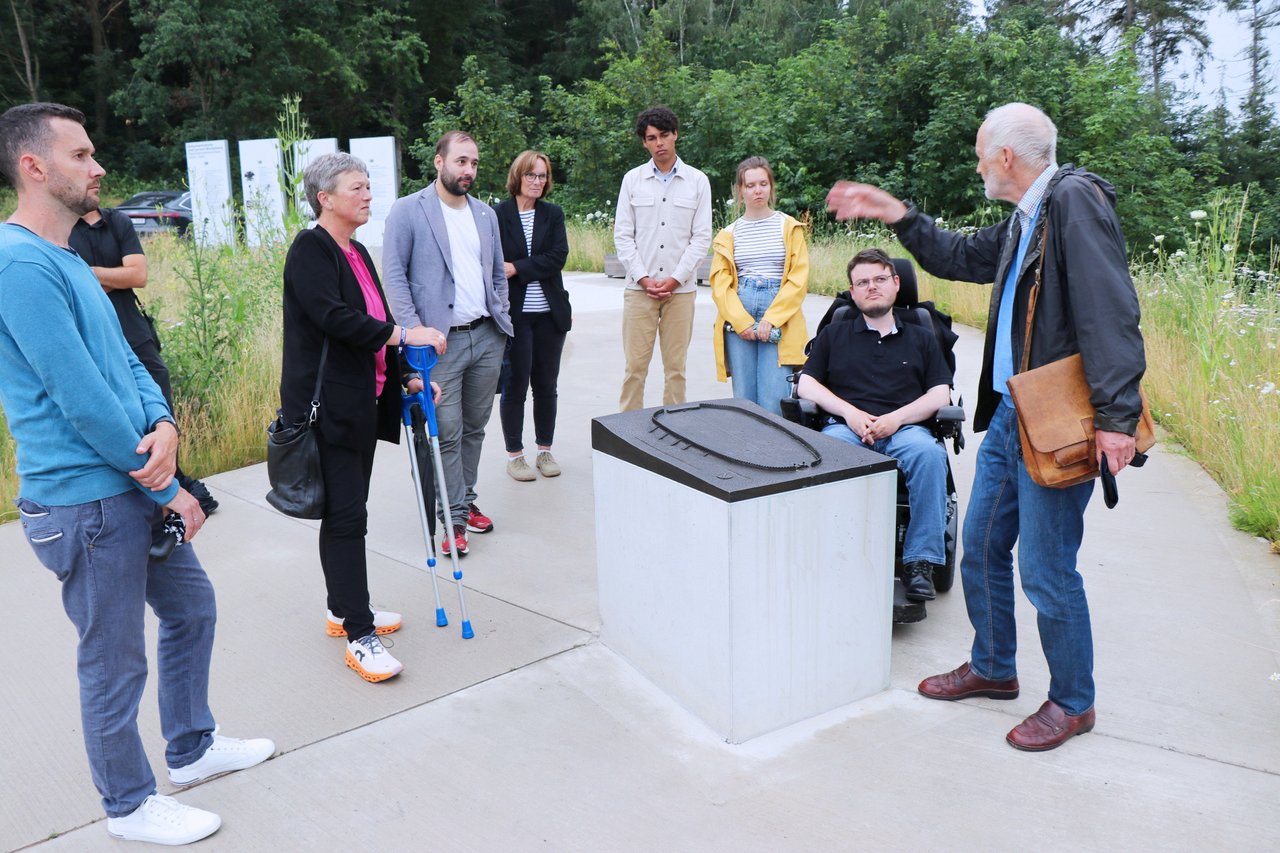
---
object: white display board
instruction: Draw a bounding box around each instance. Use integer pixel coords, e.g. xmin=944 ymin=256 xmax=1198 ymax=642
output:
xmin=291 ymin=138 xmax=339 ymax=219
xmin=184 ymin=140 xmax=235 ymax=246
xmin=349 ymin=136 xmax=399 ymax=247
xmin=238 ymin=138 xmax=286 ymax=247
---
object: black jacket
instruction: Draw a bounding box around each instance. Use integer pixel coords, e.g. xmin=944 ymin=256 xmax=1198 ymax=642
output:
xmin=891 ymin=165 xmax=1145 ymax=435
xmin=492 ymin=198 xmax=572 ymax=332
xmin=280 ymin=226 xmax=404 ymax=449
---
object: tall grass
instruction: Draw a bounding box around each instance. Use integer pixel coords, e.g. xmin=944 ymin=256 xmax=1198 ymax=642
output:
xmin=0 ymin=231 xmax=285 ymax=523
xmin=1137 ymin=200 xmax=1280 ymax=547
xmin=566 ymin=218 xmax=612 ymax=273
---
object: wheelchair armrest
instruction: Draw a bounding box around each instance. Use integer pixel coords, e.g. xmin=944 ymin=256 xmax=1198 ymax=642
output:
xmin=936 ymin=404 xmax=965 ymax=425
xmin=779 ymin=396 xmax=822 ymax=431
xmin=933 ymin=404 xmax=966 ymax=454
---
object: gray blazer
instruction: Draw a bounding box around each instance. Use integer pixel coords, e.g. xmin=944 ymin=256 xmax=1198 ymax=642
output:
xmin=382 ymin=182 xmax=513 ymax=336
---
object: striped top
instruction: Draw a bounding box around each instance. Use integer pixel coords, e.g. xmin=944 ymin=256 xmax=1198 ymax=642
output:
xmin=519 ymin=209 xmax=549 ymax=313
xmin=732 ymin=211 xmax=786 ymax=277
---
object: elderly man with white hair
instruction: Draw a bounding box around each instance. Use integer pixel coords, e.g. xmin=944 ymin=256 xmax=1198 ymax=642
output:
xmin=827 ymin=102 xmax=1147 ymax=752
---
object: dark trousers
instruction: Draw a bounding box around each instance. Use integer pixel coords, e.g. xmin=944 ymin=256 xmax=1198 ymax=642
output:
xmin=500 ymin=311 xmax=567 ymax=453
xmin=316 ymin=430 xmax=377 ymax=640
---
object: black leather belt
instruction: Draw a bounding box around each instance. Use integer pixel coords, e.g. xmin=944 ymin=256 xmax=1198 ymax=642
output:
xmin=449 ymin=315 xmax=489 ymax=332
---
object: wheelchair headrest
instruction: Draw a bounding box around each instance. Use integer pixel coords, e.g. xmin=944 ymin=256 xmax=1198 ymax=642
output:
xmin=892 ymin=258 xmax=919 ymax=309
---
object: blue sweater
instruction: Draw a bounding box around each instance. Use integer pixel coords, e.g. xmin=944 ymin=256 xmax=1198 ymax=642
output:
xmin=0 ymin=223 xmax=177 ymax=506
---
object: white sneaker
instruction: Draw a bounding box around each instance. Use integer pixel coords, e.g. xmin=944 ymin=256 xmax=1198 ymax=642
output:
xmin=346 ymin=633 xmax=403 ymax=682
xmin=106 ymin=794 xmax=221 ymax=845
xmin=167 ymin=733 xmax=275 ymax=786
xmin=326 ymin=608 xmax=402 ymax=637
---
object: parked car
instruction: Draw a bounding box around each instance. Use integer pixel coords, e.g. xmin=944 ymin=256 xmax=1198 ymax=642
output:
xmin=115 ymin=190 xmax=193 ymax=236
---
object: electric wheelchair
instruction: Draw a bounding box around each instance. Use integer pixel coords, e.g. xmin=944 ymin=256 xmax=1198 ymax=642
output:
xmin=780 ymin=258 xmax=965 ymax=624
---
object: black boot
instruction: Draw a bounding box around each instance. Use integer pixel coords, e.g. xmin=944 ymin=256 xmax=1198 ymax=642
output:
xmin=903 ymin=560 xmax=937 ymax=602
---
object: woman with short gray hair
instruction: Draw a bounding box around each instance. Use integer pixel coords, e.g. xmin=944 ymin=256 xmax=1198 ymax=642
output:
xmin=278 ymin=152 xmax=438 ymax=683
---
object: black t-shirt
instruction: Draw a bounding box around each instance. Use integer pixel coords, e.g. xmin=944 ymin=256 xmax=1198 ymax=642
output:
xmin=802 ymin=313 xmax=953 ymax=416
xmin=69 ymin=209 xmax=153 ymax=348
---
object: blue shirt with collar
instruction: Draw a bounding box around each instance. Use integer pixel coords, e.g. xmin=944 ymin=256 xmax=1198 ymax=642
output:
xmin=994 ymin=163 xmax=1057 ymax=402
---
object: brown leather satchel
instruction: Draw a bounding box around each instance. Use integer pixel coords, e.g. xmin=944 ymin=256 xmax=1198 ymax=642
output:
xmin=1005 ymin=220 xmax=1155 ymax=489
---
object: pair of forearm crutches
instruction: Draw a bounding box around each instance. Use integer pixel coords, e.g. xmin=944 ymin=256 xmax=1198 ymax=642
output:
xmin=400 ymin=344 xmax=474 ymax=640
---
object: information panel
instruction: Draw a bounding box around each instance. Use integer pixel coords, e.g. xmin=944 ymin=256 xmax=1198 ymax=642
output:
xmin=184 ymin=140 xmax=234 ymax=246
xmin=291 ymin=138 xmax=339 ymax=220
xmin=349 ymin=136 xmax=399 ymax=247
xmin=238 ymin=138 xmax=286 ymax=247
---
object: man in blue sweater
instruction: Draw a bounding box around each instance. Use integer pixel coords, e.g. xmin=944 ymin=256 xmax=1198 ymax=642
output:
xmin=0 ymin=103 xmax=272 ymax=845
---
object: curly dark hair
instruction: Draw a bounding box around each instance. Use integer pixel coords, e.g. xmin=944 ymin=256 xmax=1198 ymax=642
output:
xmin=634 ymin=106 xmax=679 ymax=138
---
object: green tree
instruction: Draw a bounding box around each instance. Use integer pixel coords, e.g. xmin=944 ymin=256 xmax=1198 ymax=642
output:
xmin=411 ymin=55 xmax=533 ymax=199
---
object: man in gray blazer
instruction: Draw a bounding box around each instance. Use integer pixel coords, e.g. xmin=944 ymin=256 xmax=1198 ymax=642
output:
xmin=383 ymin=130 xmax=513 ymax=556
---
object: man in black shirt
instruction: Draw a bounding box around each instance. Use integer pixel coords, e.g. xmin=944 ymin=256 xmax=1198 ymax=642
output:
xmin=798 ymin=247 xmax=952 ymax=601
xmin=70 ymin=206 xmax=218 ymax=515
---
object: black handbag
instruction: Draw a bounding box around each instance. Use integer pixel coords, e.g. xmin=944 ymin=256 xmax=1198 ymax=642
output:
xmin=266 ymin=338 xmax=329 ymax=518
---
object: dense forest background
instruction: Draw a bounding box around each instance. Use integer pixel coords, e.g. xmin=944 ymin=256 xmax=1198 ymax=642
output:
xmin=2 ymin=0 xmax=1278 ymax=251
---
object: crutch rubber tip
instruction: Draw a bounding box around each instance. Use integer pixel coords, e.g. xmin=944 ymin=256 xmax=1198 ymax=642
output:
xmin=453 ymin=570 xmax=463 ymax=581
xmin=435 ymin=607 xmax=448 ymax=627
xmin=427 ymin=558 xmax=437 ymax=568
xmin=461 ymin=621 xmax=474 ymax=640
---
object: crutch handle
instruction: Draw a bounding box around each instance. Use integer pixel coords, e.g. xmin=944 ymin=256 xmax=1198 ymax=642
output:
xmin=402 ymin=345 xmax=441 ymax=434
xmin=404 ymin=344 xmax=439 ymax=375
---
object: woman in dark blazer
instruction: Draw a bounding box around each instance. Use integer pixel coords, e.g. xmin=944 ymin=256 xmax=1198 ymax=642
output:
xmin=280 ymin=152 xmax=438 ymax=683
xmin=493 ymin=150 xmax=571 ymax=481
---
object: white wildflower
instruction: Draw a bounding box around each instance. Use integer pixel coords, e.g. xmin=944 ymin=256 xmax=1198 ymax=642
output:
xmin=1261 ymin=382 xmax=1276 ymax=396
xmin=1189 ymin=210 xmax=1208 ymax=220
xmin=1223 ymin=243 xmax=1233 ymax=253
xmin=1271 ymin=673 xmax=1280 ymax=682
xmin=1154 ymin=234 xmax=1165 ymax=243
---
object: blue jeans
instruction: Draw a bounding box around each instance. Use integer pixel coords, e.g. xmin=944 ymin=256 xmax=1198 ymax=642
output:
xmin=724 ymin=276 xmax=793 ymax=416
xmin=822 ymin=422 xmax=948 ymax=565
xmin=961 ymin=401 xmax=1096 ymax=715
xmin=17 ymin=490 xmax=216 ymax=818
xmin=434 ymin=319 xmax=506 ymax=525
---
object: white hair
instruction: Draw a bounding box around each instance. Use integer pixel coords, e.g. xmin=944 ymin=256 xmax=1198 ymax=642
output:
xmin=982 ymin=103 xmax=1057 ymax=170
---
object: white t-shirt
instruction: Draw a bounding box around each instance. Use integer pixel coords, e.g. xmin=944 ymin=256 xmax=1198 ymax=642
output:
xmin=440 ymin=198 xmax=488 ymax=324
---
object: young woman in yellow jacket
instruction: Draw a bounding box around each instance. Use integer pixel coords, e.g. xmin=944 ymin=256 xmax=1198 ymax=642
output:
xmin=709 ymin=156 xmax=810 ymax=415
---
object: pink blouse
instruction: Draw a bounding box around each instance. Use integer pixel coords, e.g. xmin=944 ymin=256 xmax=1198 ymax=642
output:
xmin=342 ymin=244 xmax=388 ymax=398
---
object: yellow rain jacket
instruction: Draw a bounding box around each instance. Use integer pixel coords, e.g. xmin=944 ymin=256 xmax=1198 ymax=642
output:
xmin=710 ymin=213 xmax=810 ymax=382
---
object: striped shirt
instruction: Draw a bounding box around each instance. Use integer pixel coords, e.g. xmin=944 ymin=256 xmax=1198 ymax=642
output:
xmin=732 ymin=212 xmax=786 ymax=277
xmin=519 ymin=208 xmax=549 ymax=313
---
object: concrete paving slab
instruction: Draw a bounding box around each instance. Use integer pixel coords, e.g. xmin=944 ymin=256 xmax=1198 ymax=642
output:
xmin=3 ymin=272 xmax=1278 ymax=851
xmin=31 ymin=644 xmax=1280 ymax=852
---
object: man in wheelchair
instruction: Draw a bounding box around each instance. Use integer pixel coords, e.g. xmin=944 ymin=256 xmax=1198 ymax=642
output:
xmin=796 ymin=248 xmax=953 ymax=603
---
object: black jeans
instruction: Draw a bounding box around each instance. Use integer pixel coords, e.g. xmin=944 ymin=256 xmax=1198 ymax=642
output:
xmin=315 ymin=429 xmax=377 ymax=640
xmin=501 ymin=311 xmax=567 ymax=453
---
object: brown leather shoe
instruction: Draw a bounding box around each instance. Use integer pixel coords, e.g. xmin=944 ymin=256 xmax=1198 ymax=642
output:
xmin=1006 ymin=700 xmax=1096 ymax=751
xmin=918 ymin=662 xmax=1020 ymax=701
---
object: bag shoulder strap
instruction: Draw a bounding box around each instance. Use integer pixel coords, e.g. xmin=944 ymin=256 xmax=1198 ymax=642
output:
xmin=308 ymin=338 xmax=329 ymax=424
xmin=1018 ymin=216 xmax=1050 ymax=375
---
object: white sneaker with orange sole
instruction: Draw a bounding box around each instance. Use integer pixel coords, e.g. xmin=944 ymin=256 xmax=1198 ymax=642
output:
xmin=326 ymin=609 xmax=402 ymax=637
xmin=346 ymin=634 xmax=403 ymax=682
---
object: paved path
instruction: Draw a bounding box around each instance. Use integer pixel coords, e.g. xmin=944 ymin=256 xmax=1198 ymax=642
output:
xmin=2 ymin=273 xmax=1277 ymax=851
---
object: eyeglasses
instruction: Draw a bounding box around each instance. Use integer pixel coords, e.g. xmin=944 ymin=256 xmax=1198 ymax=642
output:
xmin=851 ymin=274 xmax=894 ymax=289
xmin=523 ymin=172 xmax=548 ymax=182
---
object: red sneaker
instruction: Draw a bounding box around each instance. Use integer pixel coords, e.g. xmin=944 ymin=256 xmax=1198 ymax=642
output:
xmin=440 ymin=525 xmax=468 ymax=556
xmin=465 ymin=503 xmax=494 ymax=534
